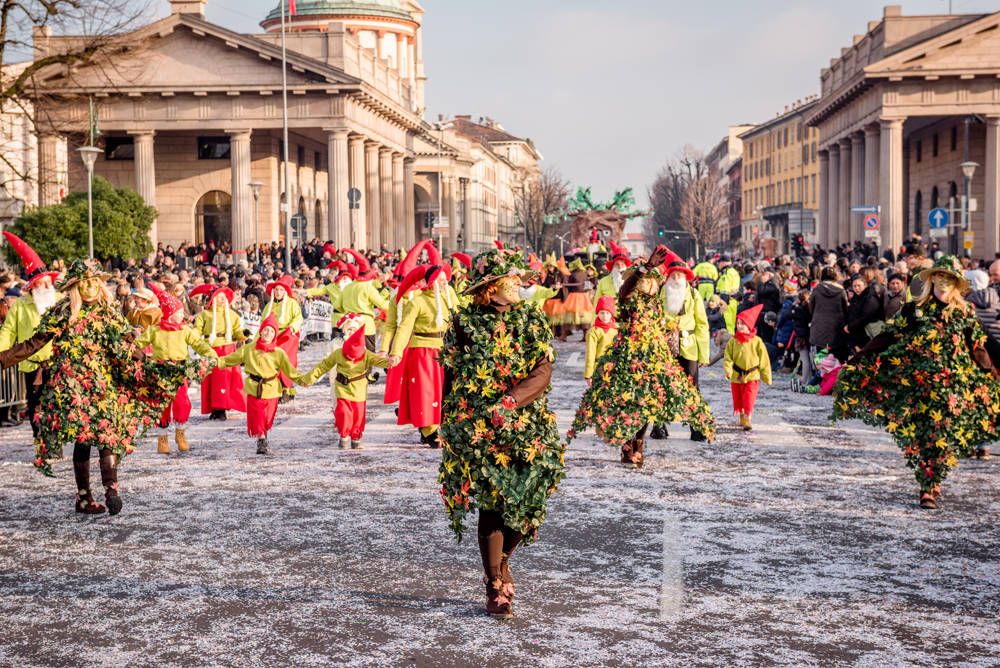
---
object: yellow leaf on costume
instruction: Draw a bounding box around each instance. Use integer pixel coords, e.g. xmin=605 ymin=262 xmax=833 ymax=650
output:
xmin=494 ymin=451 xmax=511 ymax=467
xmin=930 ymin=342 xmax=942 ymax=354
xmin=890 ymin=357 xmax=902 ymax=366
xmin=873 ymin=408 xmax=885 ymax=418
xmin=900 ymin=378 xmax=910 ymax=386
xmin=929 ymin=409 xmax=943 ymax=422
xmin=935 ymin=437 xmax=949 ymax=450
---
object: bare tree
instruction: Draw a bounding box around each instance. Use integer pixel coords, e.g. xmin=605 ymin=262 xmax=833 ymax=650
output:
xmin=648 ymin=147 xmax=729 ymax=259
xmin=679 ymin=163 xmax=729 ymax=259
xmin=513 ymin=166 xmax=570 ymax=253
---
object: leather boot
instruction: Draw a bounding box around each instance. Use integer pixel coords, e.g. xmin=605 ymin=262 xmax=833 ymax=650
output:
xmin=73 ymin=460 xmax=106 ymax=514
xmin=157 ymin=434 xmax=169 ymax=454
xmin=483 ymin=576 xmax=513 ymax=619
xmin=339 ymin=436 xmax=350 ymax=449
xmin=425 ymin=430 xmax=442 ymax=449
xmin=256 ymin=437 xmax=269 ymax=455
xmin=649 ymin=425 xmax=667 ymax=440
xmin=175 ymin=429 xmax=189 ymax=452
xmin=351 ymin=438 xmax=364 ymax=450
xmin=99 ymin=450 xmax=122 ymax=516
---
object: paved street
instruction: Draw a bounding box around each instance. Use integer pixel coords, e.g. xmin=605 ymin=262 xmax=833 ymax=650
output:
xmin=0 ymin=336 xmax=998 ymax=667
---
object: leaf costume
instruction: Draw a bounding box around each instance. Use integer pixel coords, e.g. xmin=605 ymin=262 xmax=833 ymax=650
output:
xmin=832 ymin=296 xmax=1000 ymax=491
xmin=570 ymin=284 xmax=716 ymax=447
xmin=32 ymin=291 xmax=212 ymax=477
xmin=439 ymin=262 xmax=564 ymax=545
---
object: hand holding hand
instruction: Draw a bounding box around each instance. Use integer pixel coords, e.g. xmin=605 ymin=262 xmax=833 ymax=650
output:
xmin=387 ymin=355 xmax=401 ymax=367
xmin=586 ymin=378 xmax=592 ymax=387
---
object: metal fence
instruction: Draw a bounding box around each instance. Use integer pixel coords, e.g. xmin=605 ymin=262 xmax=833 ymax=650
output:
xmin=0 ymin=365 xmax=27 ymax=410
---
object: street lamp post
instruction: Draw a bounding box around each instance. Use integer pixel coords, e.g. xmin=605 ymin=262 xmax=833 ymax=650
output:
xmin=77 ymin=146 xmax=102 ymax=259
xmin=249 ymin=181 xmax=263 ymax=266
xmin=554 ymin=232 xmax=569 ymax=257
xmin=960 ymin=160 xmax=978 ymax=254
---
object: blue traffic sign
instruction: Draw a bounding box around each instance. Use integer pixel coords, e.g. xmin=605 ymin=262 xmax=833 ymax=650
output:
xmin=863 ymin=215 xmax=880 ymax=230
xmin=929 ymin=207 xmax=949 ymax=229
xmin=851 ymin=205 xmax=880 ymax=215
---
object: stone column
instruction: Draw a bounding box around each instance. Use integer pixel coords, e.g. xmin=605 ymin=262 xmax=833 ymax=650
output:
xmin=365 ymin=141 xmax=381 ymax=251
xmin=863 ymin=125 xmax=880 ymax=214
xmin=984 ymin=115 xmax=1000 ymax=258
xmin=348 ymin=135 xmax=367 ymax=249
xmin=827 ymin=143 xmax=840 ymax=251
xmin=403 ymin=157 xmax=415 ymax=247
xmin=129 ymin=131 xmax=157 ymax=250
xmin=37 ymin=133 xmax=62 ymax=206
xmin=818 ymin=149 xmax=829 ymax=252
xmin=392 ymin=153 xmax=405 ymax=251
xmin=326 ymin=129 xmax=350 ymax=248
xmin=228 ymin=130 xmax=252 ymax=265
xmin=379 ymin=148 xmax=393 ymax=251
xmin=879 ymin=117 xmax=905 ymax=255
xmin=850 ymin=133 xmax=864 ymax=244
xmin=838 ymin=138 xmax=852 ymax=247
xmin=446 ymin=177 xmax=458 ymax=253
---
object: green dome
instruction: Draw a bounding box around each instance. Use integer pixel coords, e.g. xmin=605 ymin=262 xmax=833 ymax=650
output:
xmin=264 ymin=0 xmax=413 ymax=23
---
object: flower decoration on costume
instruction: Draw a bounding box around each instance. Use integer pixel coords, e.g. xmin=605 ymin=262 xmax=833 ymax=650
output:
xmin=462 ymin=246 xmax=538 ymax=294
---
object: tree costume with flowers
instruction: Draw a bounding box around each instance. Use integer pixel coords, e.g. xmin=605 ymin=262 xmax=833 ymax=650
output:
xmin=439 ymin=245 xmax=565 ymax=619
xmin=569 ymin=247 xmax=715 ymax=468
xmin=33 ymin=259 xmax=213 ymax=515
xmin=833 ymin=255 xmax=1000 ymax=509
xmin=191 ymin=283 xmax=247 ymax=419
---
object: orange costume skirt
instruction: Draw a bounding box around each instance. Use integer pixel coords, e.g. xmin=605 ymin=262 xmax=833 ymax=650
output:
xmin=561 ymin=292 xmax=594 ymax=326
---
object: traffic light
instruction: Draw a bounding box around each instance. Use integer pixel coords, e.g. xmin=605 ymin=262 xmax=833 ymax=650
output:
xmin=657 ymin=227 xmax=665 ymax=237
xmin=792 ymin=235 xmax=804 ymax=254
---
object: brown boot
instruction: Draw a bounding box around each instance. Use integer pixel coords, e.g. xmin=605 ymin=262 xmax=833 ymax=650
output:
xmin=73 ymin=460 xmax=106 ymax=514
xmin=175 ymin=429 xmax=189 ymax=452
xmin=919 ymin=491 xmax=937 ymax=509
xmin=157 ymin=434 xmax=169 ymax=454
xmin=483 ymin=576 xmax=513 ymax=619
xmin=99 ymin=450 xmax=122 ymax=516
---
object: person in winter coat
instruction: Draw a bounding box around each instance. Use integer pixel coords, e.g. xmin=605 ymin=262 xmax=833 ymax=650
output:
xmin=791 ymin=290 xmax=813 ymax=382
xmin=809 ymin=266 xmax=849 ymax=359
xmin=967 ymin=265 xmax=1000 ymax=460
xmin=724 ymin=304 xmax=772 ymax=431
xmin=844 ymin=273 xmax=885 ymax=353
xmin=884 ymin=273 xmax=906 ymax=319
xmin=755 ymin=267 xmax=783 ymax=320
xmin=772 ymin=293 xmax=796 ymax=368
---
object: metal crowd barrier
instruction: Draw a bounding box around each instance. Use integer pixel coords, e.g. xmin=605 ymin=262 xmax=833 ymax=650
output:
xmin=0 ymin=365 xmax=27 ymax=410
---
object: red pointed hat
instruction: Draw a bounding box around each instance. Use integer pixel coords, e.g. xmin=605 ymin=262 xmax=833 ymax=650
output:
xmin=605 ymin=241 xmax=632 ymax=272
xmin=3 ymin=232 xmax=59 ymax=290
xmin=149 ymin=283 xmax=183 ymax=321
xmin=266 ymin=274 xmax=296 ymax=296
xmin=190 ymin=283 xmax=234 ymax=304
xmin=396 ymin=264 xmax=429 ymax=303
xmin=662 ymin=249 xmax=694 ymax=282
xmin=396 ymin=240 xmax=433 ymax=280
xmin=342 ymin=325 xmax=366 ymax=362
xmin=736 ymin=304 xmax=763 ymax=334
xmin=340 ymin=248 xmax=374 ymax=280
xmin=595 ymin=295 xmax=615 ymax=314
xmin=259 ymin=311 xmax=280 ymax=335
xmin=451 ymin=252 xmax=471 ymax=270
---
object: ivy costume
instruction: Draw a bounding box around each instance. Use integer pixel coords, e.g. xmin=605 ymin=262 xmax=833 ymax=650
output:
xmin=833 ymin=256 xmax=1000 ymax=509
xmin=191 ymin=284 xmax=247 ymax=418
xmin=440 ymin=246 xmax=565 ymax=619
xmin=33 ymin=259 xmax=212 ymax=516
xmin=570 ymin=258 xmax=716 ymax=469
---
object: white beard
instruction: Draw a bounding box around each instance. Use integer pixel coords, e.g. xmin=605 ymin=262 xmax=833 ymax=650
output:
xmin=519 ymin=285 xmax=537 ymax=301
xmin=611 ymin=267 xmax=623 ymax=292
xmin=664 ymin=280 xmax=686 ymax=315
xmin=32 ymin=286 xmax=56 ymax=314
xmin=337 ymin=278 xmax=351 ymax=289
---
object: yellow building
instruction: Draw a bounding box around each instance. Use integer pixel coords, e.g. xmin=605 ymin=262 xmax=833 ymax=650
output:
xmin=740 ymin=98 xmax=821 ymax=256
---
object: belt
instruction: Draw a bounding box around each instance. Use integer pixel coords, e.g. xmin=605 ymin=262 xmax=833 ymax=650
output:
xmin=335 ymin=372 xmax=368 ymax=386
xmin=696 ymin=277 xmax=716 ymax=285
xmin=414 ymin=331 xmax=445 ymax=339
xmin=247 ymin=373 xmax=278 ymax=399
xmin=733 ymin=364 xmax=758 ymax=381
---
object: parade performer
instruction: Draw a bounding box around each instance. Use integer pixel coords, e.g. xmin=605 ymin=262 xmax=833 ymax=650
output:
xmin=218 ymin=312 xmax=311 ymax=455
xmin=541 ymin=257 xmax=566 ymax=338
xmin=305 ymin=314 xmax=391 ymax=450
xmin=381 ymin=240 xmax=435 ymax=402
xmin=560 ymin=256 xmax=594 ymax=340
xmin=32 ymin=259 xmax=212 ymax=514
xmin=451 ymin=252 xmax=471 ymax=296
xmin=0 ymin=232 xmax=61 ymax=440
xmin=723 ymin=304 xmax=772 ymax=431
xmin=389 ymin=263 xmax=453 ymax=447
xmin=338 ymin=248 xmax=389 ymax=351
xmin=585 ymin=296 xmax=617 ymax=385
xmin=191 ymin=283 xmax=247 ymax=421
xmin=833 ymin=256 xmax=1000 ymax=509
xmin=595 ymin=242 xmax=631 ymax=303
xmin=136 ymin=285 xmax=219 ymax=453
xmin=439 ymin=245 xmax=565 ymax=619
xmin=570 ymin=247 xmax=715 ymax=468
xmin=650 ymin=250 xmax=710 ymax=441
xmin=260 ymin=275 xmax=303 ymax=402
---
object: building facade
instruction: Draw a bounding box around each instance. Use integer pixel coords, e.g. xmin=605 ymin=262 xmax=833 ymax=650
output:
xmin=740 ymin=98 xmax=821 ymax=256
xmin=18 ymin=0 xmax=539 ymax=260
xmin=706 ymin=124 xmax=753 ymax=249
xmin=805 ymin=5 xmax=1000 ymax=258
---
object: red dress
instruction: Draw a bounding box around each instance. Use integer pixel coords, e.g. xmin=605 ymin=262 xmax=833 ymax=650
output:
xmin=202 ymin=342 xmax=247 ymax=412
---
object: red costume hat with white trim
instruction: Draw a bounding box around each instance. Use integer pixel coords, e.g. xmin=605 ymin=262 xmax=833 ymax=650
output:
xmin=190 ymin=283 xmax=235 ymax=305
xmin=3 ymin=231 xmax=59 ymax=291
xmin=266 ymin=274 xmax=296 ymax=296
xmin=341 ymin=325 xmax=366 ymax=362
xmin=149 ymin=283 xmax=183 ymax=321
xmin=336 ymin=312 xmax=365 ymax=331
xmin=605 ymin=241 xmax=632 ymax=272
xmin=661 ymin=249 xmax=695 ymax=282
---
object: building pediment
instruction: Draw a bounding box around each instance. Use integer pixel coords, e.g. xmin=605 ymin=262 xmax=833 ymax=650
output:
xmin=29 ymin=13 xmax=361 ymax=96
xmin=865 ymin=12 xmax=1000 ymax=78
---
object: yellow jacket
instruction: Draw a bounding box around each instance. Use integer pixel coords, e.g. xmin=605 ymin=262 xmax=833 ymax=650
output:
xmin=723 ymin=336 xmax=772 ymax=385
xmin=584 ymin=325 xmax=617 ymax=379
xmin=340 ymin=280 xmax=389 ymax=335
xmin=0 ymin=294 xmax=56 ymax=372
xmin=192 ymin=306 xmax=246 ymax=348
xmin=305 ymin=349 xmax=391 ymax=402
xmin=219 ymin=343 xmax=308 ymax=399
xmin=594 ymin=274 xmax=619 ymax=302
xmin=526 ymin=285 xmax=558 ymax=307
xmin=134 ymin=324 xmax=218 ymax=362
xmin=261 ymin=297 xmax=303 ymax=336
xmin=390 ymin=290 xmax=451 ymax=357
xmin=380 ymin=290 xmax=414 ymax=354
xmin=661 ymin=284 xmax=710 ymax=364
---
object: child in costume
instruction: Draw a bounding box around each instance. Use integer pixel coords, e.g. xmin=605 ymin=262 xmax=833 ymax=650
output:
xmin=304 ymin=314 xmax=391 ymax=450
xmin=584 ymin=295 xmax=617 ymax=386
xmin=218 ymin=312 xmax=310 ymax=455
xmin=723 ymin=304 xmax=772 ymax=431
xmin=135 ymin=285 xmax=218 ymax=454
xmin=260 ymin=275 xmax=303 ymax=402
xmin=191 ymin=283 xmax=247 ymax=421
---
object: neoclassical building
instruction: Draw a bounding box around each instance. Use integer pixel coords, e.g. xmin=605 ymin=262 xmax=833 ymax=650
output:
xmin=20 ymin=0 xmax=533 ymax=259
xmin=805 ymin=6 xmax=1000 ymax=258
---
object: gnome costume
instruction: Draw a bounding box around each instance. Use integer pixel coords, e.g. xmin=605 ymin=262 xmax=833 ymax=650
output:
xmin=723 ymin=304 xmax=772 ymax=430
xmin=190 ymin=284 xmax=247 ymax=420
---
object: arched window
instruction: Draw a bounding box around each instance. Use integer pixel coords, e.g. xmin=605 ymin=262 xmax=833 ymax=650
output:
xmin=931 ymin=185 xmax=939 ymax=210
xmin=314 ymin=199 xmax=323 ymax=241
xmin=195 ymin=191 xmax=232 ymax=245
xmin=914 ymin=190 xmax=923 ymax=236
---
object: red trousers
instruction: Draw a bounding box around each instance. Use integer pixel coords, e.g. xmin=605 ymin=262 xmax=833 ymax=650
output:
xmin=159 ymin=381 xmax=191 ymax=428
xmin=247 ymin=396 xmax=279 ymax=437
xmin=201 ymin=342 xmax=246 ymax=413
xmin=730 ymin=380 xmax=760 ymax=417
xmin=335 ymin=399 xmax=366 ymax=439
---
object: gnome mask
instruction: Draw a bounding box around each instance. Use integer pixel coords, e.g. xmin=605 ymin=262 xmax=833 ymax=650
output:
xmin=31 ymin=277 xmax=57 ymax=313
xmin=663 ymin=272 xmax=687 ymax=315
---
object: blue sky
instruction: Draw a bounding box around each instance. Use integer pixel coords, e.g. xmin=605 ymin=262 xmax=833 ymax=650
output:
xmin=164 ymin=1 xmax=997 ymax=203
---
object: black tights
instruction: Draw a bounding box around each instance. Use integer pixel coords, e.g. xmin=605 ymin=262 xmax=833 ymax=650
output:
xmin=477 ymin=510 xmax=524 ymax=581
